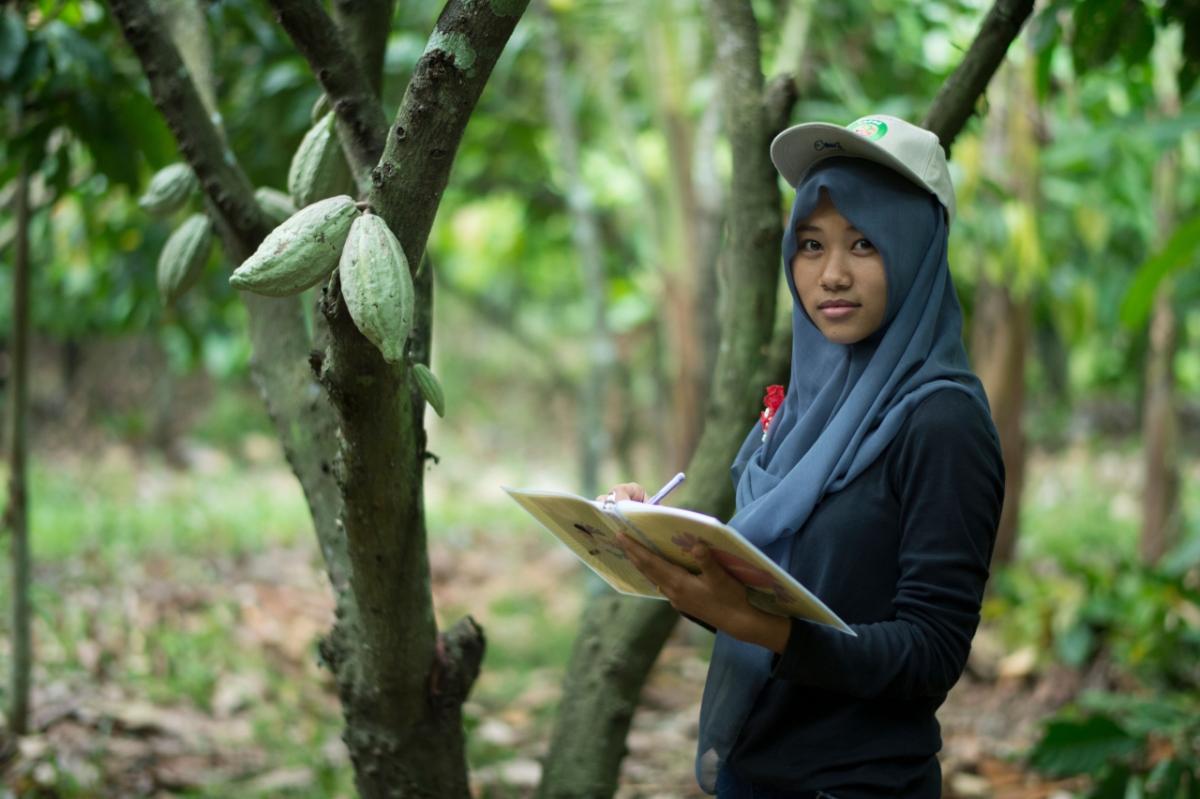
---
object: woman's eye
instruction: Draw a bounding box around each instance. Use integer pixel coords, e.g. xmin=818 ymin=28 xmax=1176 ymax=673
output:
xmin=852 ymin=238 xmax=875 ymax=252
xmin=798 ymin=238 xmax=821 ymax=252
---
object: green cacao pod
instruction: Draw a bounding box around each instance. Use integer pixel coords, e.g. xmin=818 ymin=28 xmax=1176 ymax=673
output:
xmin=254 ymin=187 xmax=297 ymax=225
xmin=253 ymin=185 xmax=295 ymax=224
xmin=139 ymin=163 xmax=197 ymax=216
xmin=229 ymin=195 xmax=358 ymax=297
xmin=310 ymin=93 xmax=330 ymax=125
xmin=157 ymin=213 xmax=213 ymax=306
xmin=412 ymin=363 xmax=445 ymax=418
xmin=338 ymin=213 xmax=414 ymax=364
xmin=287 ymin=112 xmax=352 ymax=208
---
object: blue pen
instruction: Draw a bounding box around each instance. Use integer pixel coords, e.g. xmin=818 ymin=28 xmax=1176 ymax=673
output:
xmin=647 ymin=472 xmax=686 ymax=505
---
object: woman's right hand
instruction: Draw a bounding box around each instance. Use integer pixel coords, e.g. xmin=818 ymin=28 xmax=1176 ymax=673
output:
xmin=595 ymin=482 xmax=647 ymax=503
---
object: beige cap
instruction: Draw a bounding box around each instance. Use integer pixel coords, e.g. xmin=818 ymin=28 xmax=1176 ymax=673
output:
xmin=770 ymin=114 xmax=956 ymax=223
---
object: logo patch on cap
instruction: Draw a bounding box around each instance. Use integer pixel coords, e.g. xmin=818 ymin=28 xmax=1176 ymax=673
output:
xmin=849 ymin=117 xmax=888 ymax=141
xmin=813 ymin=140 xmax=843 ymax=151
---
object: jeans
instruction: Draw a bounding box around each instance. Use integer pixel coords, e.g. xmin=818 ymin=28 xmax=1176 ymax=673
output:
xmin=715 ymin=764 xmax=840 ymax=799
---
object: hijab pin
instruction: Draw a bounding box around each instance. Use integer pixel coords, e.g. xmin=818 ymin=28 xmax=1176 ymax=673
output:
xmin=759 ymin=384 xmax=785 ymax=442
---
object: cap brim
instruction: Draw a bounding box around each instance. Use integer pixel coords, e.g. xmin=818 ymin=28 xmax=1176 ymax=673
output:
xmin=770 ymin=123 xmax=930 ymax=197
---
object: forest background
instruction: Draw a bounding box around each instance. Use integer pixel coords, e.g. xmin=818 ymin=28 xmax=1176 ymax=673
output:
xmin=1 ymin=0 xmax=1199 ymax=796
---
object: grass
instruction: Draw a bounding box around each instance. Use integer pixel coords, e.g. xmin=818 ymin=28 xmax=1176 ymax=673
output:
xmin=3 ymin=411 xmax=1197 ymax=796
xmin=9 ymin=451 xmax=311 ymax=564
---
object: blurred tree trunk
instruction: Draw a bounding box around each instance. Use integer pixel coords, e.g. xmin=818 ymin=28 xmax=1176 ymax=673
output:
xmin=1140 ymin=39 xmax=1183 ymax=565
xmin=650 ymin=19 xmax=707 ymax=471
xmin=970 ymin=282 xmax=1029 ymax=564
xmin=538 ymin=0 xmax=1033 ymax=794
xmin=6 ymin=155 xmax=32 ymax=736
xmin=1140 ymin=276 xmax=1180 ymax=564
xmin=969 ymin=57 xmax=1040 ymax=566
xmin=107 ymin=0 xmax=528 ymax=794
xmin=538 ymin=3 xmax=784 ymax=793
xmin=539 ymin=2 xmax=613 ymax=498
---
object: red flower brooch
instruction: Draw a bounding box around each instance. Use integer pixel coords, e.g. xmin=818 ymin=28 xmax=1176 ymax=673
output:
xmin=759 ymin=384 xmax=785 ymax=442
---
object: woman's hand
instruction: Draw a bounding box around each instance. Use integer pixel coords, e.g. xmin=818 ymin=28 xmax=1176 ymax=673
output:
xmin=615 ymin=533 xmax=792 ymax=653
xmin=595 ymin=482 xmax=647 ymax=503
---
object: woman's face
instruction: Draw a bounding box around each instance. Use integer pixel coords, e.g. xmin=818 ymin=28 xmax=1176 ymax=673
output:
xmin=790 ymin=192 xmax=888 ymax=344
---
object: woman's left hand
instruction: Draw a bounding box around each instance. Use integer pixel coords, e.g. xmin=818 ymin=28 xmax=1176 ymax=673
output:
xmin=615 ymin=533 xmax=792 ymax=652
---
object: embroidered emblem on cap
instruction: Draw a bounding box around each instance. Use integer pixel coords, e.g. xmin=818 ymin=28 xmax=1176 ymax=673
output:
xmin=814 ymin=140 xmax=843 ymax=151
xmin=849 ymin=117 xmax=888 ymax=140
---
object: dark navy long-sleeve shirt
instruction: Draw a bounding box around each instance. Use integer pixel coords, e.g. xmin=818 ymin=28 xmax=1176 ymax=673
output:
xmin=705 ymin=388 xmax=1005 ymax=797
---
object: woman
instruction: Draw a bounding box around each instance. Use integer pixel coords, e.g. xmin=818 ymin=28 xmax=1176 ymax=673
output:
xmin=604 ymin=114 xmax=1005 ymax=798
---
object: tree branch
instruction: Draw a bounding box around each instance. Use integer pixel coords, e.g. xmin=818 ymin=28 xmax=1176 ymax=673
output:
xmin=370 ymin=0 xmax=529 ymax=276
xmin=265 ymin=0 xmax=390 ymax=186
xmin=922 ymin=0 xmax=1035 ymax=151
xmin=331 ymin=0 xmax=395 ymax=97
xmin=105 ymin=0 xmax=273 ymax=245
xmin=105 ymin=0 xmax=358 ymax=680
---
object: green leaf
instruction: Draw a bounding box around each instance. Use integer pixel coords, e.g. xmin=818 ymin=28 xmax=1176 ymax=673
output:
xmin=0 ymin=8 xmax=28 ymax=81
xmin=1119 ymin=214 xmax=1200 ymax=328
xmin=1088 ymin=763 xmax=1134 ymax=799
xmin=1164 ymin=0 xmax=1200 ymax=94
xmin=1029 ymin=713 xmax=1142 ymax=777
xmin=1031 ymin=4 xmax=1064 ymax=101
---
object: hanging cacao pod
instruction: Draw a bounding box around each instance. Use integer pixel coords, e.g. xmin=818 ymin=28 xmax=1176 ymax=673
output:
xmin=157 ymin=213 xmax=213 ymax=306
xmin=310 ymin=93 xmax=330 ymax=125
xmin=338 ymin=213 xmax=414 ymax=364
xmin=287 ymin=112 xmax=352 ymax=208
xmin=254 ymin=187 xmax=297 ymax=225
xmin=139 ymin=163 xmax=197 ymax=217
xmin=229 ymin=195 xmax=358 ymax=297
xmin=412 ymin=362 xmax=445 ymax=418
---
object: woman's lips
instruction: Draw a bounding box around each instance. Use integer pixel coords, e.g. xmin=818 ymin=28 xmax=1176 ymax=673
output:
xmin=819 ymin=304 xmax=858 ymax=319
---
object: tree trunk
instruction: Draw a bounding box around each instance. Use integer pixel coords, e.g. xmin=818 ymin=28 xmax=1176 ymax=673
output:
xmin=1140 ymin=280 xmax=1180 ymax=564
xmin=1138 ymin=34 xmax=1184 ymax=566
xmin=1140 ymin=134 xmax=1182 ymax=564
xmin=538 ymin=0 xmax=1035 ymax=792
xmin=970 ymin=280 xmax=1029 ymax=565
xmin=539 ymin=1 xmax=785 ymax=794
xmin=540 ymin=1 xmax=613 ymax=498
xmin=107 ymin=0 xmax=529 ymax=793
xmin=6 ymin=155 xmax=32 ymax=736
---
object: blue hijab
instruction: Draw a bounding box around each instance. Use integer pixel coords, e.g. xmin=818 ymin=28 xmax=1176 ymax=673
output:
xmin=694 ymin=157 xmax=994 ymax=792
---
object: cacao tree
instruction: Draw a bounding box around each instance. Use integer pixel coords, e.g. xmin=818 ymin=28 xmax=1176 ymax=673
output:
xmin=103 ymin=0 xmax=527 ymax=794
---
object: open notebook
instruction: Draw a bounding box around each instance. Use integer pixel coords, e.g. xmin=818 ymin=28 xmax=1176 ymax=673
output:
xmin=502 ymin=486 xmax=853 ymax=635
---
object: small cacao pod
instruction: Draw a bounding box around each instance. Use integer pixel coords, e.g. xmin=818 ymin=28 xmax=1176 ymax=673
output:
xmin=310 ymin=93 xmax=330 ymax=125
xmin=287 ymin=112 xmax=352 ymax=208
xmin=412 ymin=362 xmax=445 ymax=418
xmin=339 ymin=213 xmax=414 ymax=364
xmin=254 ymin=187 xmax=297 ymax=225
xmin=157 ymin=213 xmax=213 ymax=306
xmin=229 ymin=195 xmax=358 ymax=297
xmin=139 ymin=163 xmax=197 ymax=216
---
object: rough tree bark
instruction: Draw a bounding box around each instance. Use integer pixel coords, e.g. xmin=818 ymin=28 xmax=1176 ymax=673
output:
xmin=539 ymin=0 xmax=1034 ymax=794
xmin=106 ymin=0 xmax=530 ymax=794
xmin=6 ymin=153 xmax=32 ymax=736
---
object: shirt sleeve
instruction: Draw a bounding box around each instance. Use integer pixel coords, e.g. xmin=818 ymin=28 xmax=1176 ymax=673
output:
xmin=769 ymin=391 xmax=1005 ymax=698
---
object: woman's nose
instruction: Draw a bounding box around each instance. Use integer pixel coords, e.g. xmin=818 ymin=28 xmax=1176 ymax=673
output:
xmin=819 ymin=251 xmax=852 ymax=289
